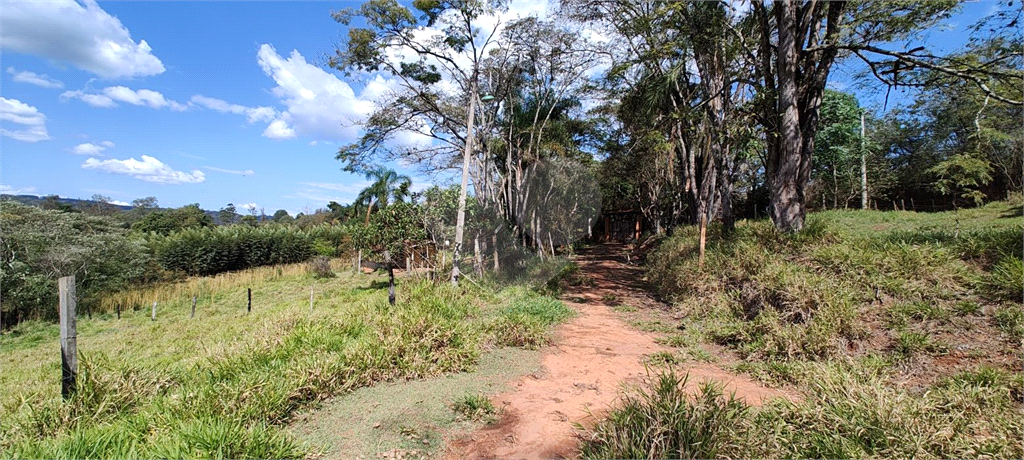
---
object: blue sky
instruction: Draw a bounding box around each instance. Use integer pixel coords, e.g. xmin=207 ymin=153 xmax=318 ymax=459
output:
xmin=0 ymin=1 xmax=1005 ymax=216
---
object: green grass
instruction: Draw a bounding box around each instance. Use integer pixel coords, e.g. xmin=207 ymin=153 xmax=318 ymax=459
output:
xmin=0 ymin=260 xmax=572 ymax=459
xmin=582 ymin=364 xmax=1024 ymax=459
xmin=619 ymin=199 xmax=1023 ymax=457
xmin=451 ymin=394 xmax=497 ymax=422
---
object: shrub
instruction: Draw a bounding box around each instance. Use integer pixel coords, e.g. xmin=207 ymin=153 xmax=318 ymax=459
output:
xmin=451 ymin=394 xmax=496 ymax=422
xmin=307 ymin=256 xmax=335 ymax=278
xmin=151 ymin=224 xmax=315 ymax=276
xmin=579 ymin=370 xmax=748 ymax=460
xmin=0 ymin=201 xmax=154 ymax=327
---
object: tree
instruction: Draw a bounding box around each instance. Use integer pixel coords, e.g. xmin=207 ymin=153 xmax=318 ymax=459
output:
xmin=128 ymin=196 xmax=159 ymax=223
xmin=219 ymin=203 xmax=238 ymax=225
xmin=81 ymin=194 xmax=119 ymax=216
xmin=749 ymin=0 xmax=1019 ymax=231
xmin=131 ymin=204 xmax=213 ymax=235
xmin=272 ymin=209 xmax=293 ymax=223
xmin=352 ymin=202 xmax=426 ymax=305
xmin=330 ymin=0 xmax=508 ymax=285
xmin=929 ymin=154 xmax=993 ymax=207
xmin=40 ymin=195 xmax=76 ymax=213
xmin=353 ymin=166 xmax=413 ymax=224
xmin=812 ymin=90 xmax=863 ymax=209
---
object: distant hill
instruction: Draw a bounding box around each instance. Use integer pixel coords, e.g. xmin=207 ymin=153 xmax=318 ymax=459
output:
xmin=1 ymin=194 xmax=133 ymax=211
xmin=0 ymin=194 xmax=221 ymax=222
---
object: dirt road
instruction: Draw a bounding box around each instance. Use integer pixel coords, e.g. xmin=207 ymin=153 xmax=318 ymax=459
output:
xmin=445 ymin=244 xmax=788 ymax=460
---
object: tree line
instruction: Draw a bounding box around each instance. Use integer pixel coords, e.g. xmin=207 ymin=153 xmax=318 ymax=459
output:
xmin=329 ymin=0 xmax=1021 ymax=282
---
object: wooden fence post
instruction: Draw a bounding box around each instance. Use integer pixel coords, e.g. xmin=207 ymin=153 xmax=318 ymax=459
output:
xmin=191 ymin=296 xmax=197 ymax=318
xmin=151 ymin=301 xmax=157 ymax=321
xmin=247 ymin=288 xmax=252 ymax=314
xmin=59 ymin=276 xmax=77 ymax=399
xmin=116 ymin=303 xmax=121 ymax=320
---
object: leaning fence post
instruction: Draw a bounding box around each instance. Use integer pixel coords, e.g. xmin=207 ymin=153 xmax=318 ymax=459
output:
xmin=59 ymin=276 xmax=77 ymax=399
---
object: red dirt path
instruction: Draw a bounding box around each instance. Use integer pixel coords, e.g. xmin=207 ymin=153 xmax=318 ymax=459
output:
xmin=444 ymin=244 xmax=791 ymax=460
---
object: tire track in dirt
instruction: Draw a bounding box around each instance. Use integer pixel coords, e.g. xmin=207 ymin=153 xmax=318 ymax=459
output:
xmin=444 ymin=244 xmax=791 ymax=460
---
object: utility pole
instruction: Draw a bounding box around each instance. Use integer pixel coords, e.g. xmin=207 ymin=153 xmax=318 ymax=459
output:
xmin=861 ymin=112 xmax=868 ymax=209
xmin=451 ymin=67 xmax=478 ymax=286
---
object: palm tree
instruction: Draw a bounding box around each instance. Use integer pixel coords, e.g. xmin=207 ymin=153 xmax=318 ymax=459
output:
xmin=354 ymin=167 xmax=413 ymax=224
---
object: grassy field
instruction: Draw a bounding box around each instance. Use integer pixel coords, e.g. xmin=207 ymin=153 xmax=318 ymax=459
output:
xmin=0 ymin=259 xmax=573 ymax=458
xmin=583 ymin=198 xmax=1023 ymax=459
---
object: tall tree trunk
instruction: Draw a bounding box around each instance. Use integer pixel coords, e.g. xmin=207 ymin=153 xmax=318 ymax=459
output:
xmin=492 ymin=230 xmax=500 ymax=272
xmin=861 ymin=112 xmax=869 ymax=209
xmin=451 ymin=69 xmax=479 ymax=286
xmin=385 ymin=250 xmax=396 ymax=306
xmin=769 ymin=0 xmax=806 ymax=233
xmin=474 ymin=234 xmax=483 ymax=278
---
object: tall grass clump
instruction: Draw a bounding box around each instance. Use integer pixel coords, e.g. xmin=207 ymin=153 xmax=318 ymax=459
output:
xmin=648 ymin=218 xmax=860 ymax=361
xmin=488 ymin=288 xmax=574 ymax=348
xmin=582 ymin=364 xmax=1023 ymax=460
xmin=746 ymin=367 xmax=1024 ymax=459
xmin=579 ymin=370 xmax=748 ymax=460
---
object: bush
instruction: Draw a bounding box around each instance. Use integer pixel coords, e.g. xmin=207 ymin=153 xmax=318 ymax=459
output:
xmin=151 ymin=224 xmax=315 ymax=276
xmin=0 ymin=201 xmax=154 ymax=327
xmin=307 ymin=256 xmax=335 ymax=279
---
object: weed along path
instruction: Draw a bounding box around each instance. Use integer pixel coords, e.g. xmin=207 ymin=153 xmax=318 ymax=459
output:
xmin=445 ymin=244 xmax=787 ymax=460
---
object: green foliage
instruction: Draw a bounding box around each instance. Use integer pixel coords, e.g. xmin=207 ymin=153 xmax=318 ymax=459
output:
xmin=988 ymin=256 xmax=1023 ymax=302
xmin=1 ymin=276 xmax=507 ymax=458
xmin=150 ymin=224 xmax=315 ymax=276
xmin=353 ymin=166 xmax=413 ymax=222
xmin=488 ymin=289 xmax=574 ymax=349
xmin=929 ymin=154 xmax=994 ymax=206
xmin=132 ymin=204 xmax=213 ymax=235
xmin=351 ymin=202 xmax=426 ymax=265
xmin=579 ymin=370 xmax=749 ymax=460
xmin=0 ymin=201 xmax=153 ymax=327
xmin=584 ymin=364 xmax=1023 ymax=459
xmin=451 ymin=394 xmax=496 ymax=422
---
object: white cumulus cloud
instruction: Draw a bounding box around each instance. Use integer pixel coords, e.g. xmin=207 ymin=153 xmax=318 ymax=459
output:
xmin=7 ymin=67 xmax=64 ymax=88
xmin=82 ymin=155 xmax=205 ymax=184
xmin=61 ymin=86 xmax=186 ymax=111
xmin=60 ymin=90 xmax=117 ymax=108
xmin=0 ymin=0 xmax=164 ymax=79
xmin=0 ymin=97 xmax=50 ymax=142
xmin=72 ymin=141 xmax=114 ymax=155
xmin=255 ymin=44 xmax=379 ymax=141
xmin=263 ymin=119 xmax=296 ymax=139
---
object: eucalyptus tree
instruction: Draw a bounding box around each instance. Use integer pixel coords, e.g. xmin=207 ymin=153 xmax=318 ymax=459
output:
xmin=567 ymin=0 xmax=752 ymax=246
xmin=473 ymin=17 xmax=601 ymax=254
xmin=330 ymin=0 xmax=506 ymax=285
xmin=331 ymin=2 xmax=600 ymax=281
